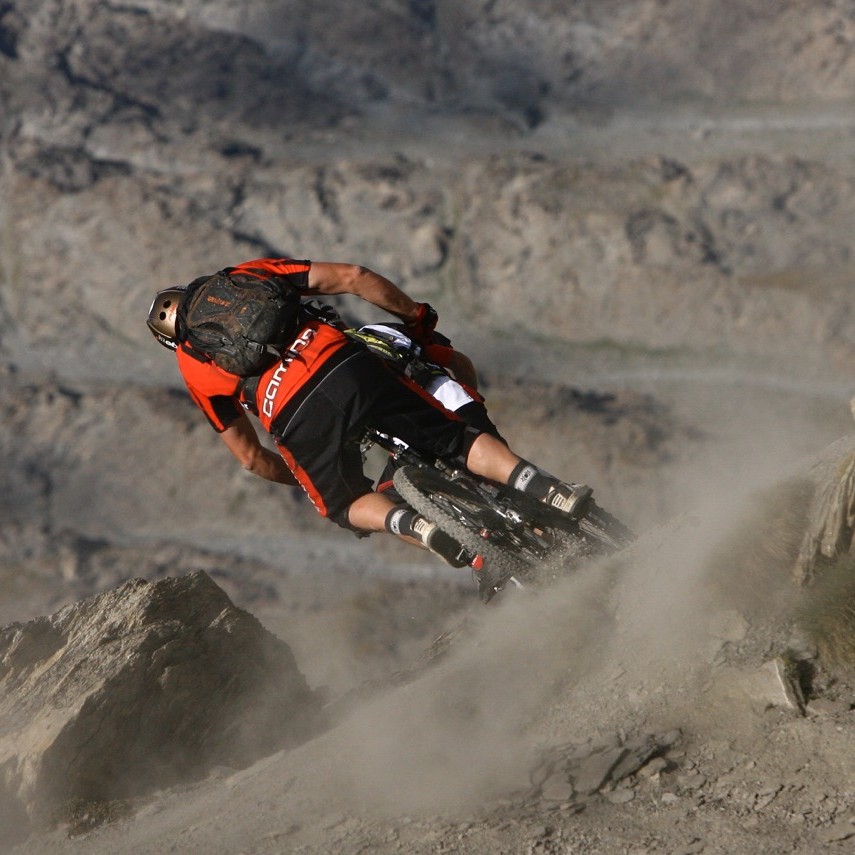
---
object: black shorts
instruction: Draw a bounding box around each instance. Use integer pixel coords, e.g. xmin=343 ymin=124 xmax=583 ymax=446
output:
xmin=270 ymin=349 xmax=466 ymax=527
xmin=376 ymin=399 xmax=505 ymax=501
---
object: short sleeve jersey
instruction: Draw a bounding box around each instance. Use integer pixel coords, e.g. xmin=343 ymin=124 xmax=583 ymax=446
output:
xmin=174 ymin=258 xmax=352 ymax=434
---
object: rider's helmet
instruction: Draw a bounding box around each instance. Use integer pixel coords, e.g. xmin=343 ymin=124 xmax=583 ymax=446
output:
xmin=146 ymin=287 xmax=185 ymax=350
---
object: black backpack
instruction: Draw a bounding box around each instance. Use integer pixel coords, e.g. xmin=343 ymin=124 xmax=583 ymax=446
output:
xmin=176 ymin=270 xmax=302 ymax=376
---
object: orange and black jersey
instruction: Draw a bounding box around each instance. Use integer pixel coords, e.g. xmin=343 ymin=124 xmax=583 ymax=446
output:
xmin=225 ymin=257 xmax=312 ymax=284
xmin=175 ymin=257 xmax=352 ymax=433
xmin=172 ymin=256 xmax=474 ymax=526
xmin=177 ymin=320 xmax=356 ymax=433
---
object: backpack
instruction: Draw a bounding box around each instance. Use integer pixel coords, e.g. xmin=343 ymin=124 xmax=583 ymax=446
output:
xmin=176 ymin=270 xmax=302 ymax=376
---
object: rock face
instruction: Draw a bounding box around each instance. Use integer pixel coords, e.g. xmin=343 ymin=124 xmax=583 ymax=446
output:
xmin=2 ymin=0 xmax=855 ymax=382
xmin=0 ymin=571 xmax=323 ymax=830
xmin=2 ymin=0 xmax=854 ymax=577
xmin=524 ymin=730 xmax=683 ymax=809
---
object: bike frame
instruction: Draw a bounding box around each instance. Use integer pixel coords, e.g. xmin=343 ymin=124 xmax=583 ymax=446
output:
xmin=360 ymin=427 xmax=549 ymax=533
xmin=360 ymin=427 xmax=461 ymax=478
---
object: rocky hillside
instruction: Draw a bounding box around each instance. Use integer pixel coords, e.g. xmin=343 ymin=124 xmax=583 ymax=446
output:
xmin=2 ymin=0 xmax=854 ymax=576
xmin=3 ymin=0 xmax=855 ymax=381
xmin=4 ymin=433 xmax=855 ymax=854
xmin=1 ymin=1 xmax=855 ymax=851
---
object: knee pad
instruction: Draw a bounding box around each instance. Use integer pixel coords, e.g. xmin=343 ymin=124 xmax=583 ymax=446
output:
xmin=459 ymin=425 xmax=483 ymax=464
xmin=329 ymin=504 xmax=373 ymax=537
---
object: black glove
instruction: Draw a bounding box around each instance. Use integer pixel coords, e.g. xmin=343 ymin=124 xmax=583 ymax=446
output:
xmin=405 ymin=302 xmax=438 ymax=345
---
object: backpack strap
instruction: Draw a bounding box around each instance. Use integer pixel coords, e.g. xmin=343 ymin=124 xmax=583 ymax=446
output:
xmin=174 ymin=275 xmax=213 ymax=345
xmin=299 ymin=300 xmax=346 ymax=328
xmin=238 ymin=375 xmax=261 ymax=416
xmin=178 ymin=341 xmax=212 ymax=364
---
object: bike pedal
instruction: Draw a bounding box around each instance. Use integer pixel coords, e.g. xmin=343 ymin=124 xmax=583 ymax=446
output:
xmin=473 ymin=564 xmax=512 ymax=603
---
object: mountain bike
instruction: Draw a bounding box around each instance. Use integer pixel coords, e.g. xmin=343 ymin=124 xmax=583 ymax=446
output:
xmin=361 ymin=427 xmax=635 ymax=600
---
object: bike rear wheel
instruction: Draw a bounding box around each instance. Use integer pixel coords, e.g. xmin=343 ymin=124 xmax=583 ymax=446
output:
xmin=393 ymin=465 xmax=635 ymax=575
xmin=393 ymin=465 xmax=563 ymax=576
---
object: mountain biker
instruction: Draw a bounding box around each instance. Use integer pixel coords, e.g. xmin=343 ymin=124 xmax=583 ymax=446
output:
xmin=147 ymin=257 xmax=592 ymax=597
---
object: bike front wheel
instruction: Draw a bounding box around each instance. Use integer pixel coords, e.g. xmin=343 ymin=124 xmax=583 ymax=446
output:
xmin=393 ymin=465 xmax=561 ymax=577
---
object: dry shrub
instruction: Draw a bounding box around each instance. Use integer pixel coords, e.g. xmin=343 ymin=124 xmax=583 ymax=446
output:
xmin=796 ymin=555 xmax=855 ymax=673
xmin=700 ymin=477 xmax=814 ymax=619
xmin=62 ymin=798 xmax=132 ymax=836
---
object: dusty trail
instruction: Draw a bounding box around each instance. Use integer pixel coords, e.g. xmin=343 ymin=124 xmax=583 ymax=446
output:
xmin=4 ymin=3 xmax=855 ymax=850
xmin=14 ymin=463 xmax=855 ymax=855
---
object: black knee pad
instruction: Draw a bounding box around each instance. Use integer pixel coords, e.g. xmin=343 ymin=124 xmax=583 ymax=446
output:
xmin=329 ymin=504 xmax=373 ymax=537
xmin=459 ymin=425 xmax=483 ymax=464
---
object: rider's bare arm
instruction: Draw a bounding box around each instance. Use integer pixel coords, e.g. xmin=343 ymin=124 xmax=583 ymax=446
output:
xmin=219 ymin=414 xmax=298 ymax=485
xmin=306 ymin=263 xmax=421 ymax=324
xmin=444 ymin=350 xmax=479 ymax=390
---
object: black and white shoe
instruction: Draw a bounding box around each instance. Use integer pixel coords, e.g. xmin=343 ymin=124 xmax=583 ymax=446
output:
xmin=543 ymin=483 xmax=593 ymax=520
xmin=413 ymin=518 xmax=480 ymax=570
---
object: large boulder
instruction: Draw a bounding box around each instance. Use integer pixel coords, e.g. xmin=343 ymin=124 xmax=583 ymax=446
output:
xmin=0 ymin=571 xmax=323 ymax=834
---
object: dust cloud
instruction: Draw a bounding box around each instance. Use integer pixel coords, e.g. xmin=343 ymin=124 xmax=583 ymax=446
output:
xmin=329 ymin=568 xmax=615 ymax=814
xmin=302 ymin=385 xmax=836 ymax=817
xmin=0 ymin=792 xmax=29 ymax=852
xmin=3 ymin=388 xmax=846 ymax=852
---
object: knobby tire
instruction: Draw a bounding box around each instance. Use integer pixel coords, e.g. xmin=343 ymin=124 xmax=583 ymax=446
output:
xmin=393 ymin=465 xmax=530 ymax=579
xmin=392 ymin=465 xmax=634 ymax=582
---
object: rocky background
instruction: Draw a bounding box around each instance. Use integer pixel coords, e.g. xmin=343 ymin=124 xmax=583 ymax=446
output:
xmin=2 ymin=0 xmax=855 ymax=852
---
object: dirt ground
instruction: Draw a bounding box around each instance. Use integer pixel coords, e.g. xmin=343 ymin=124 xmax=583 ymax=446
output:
xmin=4 ymin=15 xmax=855 ymax=849
xmin=8 ymin=430 xmax=855 ymax=855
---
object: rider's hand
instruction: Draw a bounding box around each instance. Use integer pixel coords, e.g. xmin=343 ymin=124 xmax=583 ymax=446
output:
xmin=405 ymin=302 xmax=438 ymax=344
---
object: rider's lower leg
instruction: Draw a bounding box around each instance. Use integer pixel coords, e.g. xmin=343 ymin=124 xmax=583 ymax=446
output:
xmin=344 ymin=493 xmax=478 ymax=569
xmin=509 ymin=460 xmax=592 ymax=519
xmin=465 ymin=433 xmax=592 ymax=520
xmin=384 ymin=504 xmax=477 ymax=569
